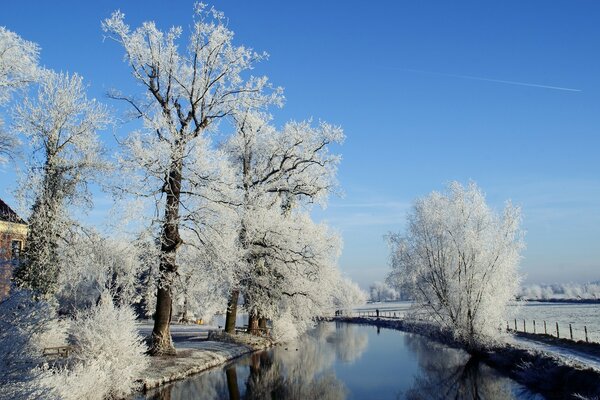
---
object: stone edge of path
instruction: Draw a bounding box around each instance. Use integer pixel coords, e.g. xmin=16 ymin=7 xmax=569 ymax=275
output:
xmin=140 ymin=333 xmax=276 ymax=391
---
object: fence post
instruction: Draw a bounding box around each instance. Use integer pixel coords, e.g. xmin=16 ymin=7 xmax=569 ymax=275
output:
xmin=523 ymin=319 xmax=526 ymax=333
xmin=585 ymin=326 xmax=589 ymax=343
xmin=556 ymin=322 xmax=560 ymax=339
xmin=506 ymin=321 xmax=509 ymax=331
xmin=514 ymin=319 xmax=517 ymax=331
xmin=544 ymin=321 xmax=547 ymax=335
xmin=569 ymin=324 xmax=573 ymax=340
xmin=533 ymin=320 xmax=536 ymax=334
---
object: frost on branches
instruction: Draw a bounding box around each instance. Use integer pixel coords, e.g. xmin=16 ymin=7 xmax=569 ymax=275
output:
xmin=0 ymin=290 xmax=148 ymax=400
xmin=52 ymin=291 xmax=148 ymax=400
xmin=387 ymin=182 xmax=524 ymax=350
xmin=12 ymin=71 xmax=110 ymax=299
xmin=0 ymin=27 xmax=39 ymax=163
xmin=102 ymin=4 xmax=281 ymax=355
xmin=0 ymin=290 xmax=55 ymax=399
xmin=221 ymin=110 xmax=354 ymax=337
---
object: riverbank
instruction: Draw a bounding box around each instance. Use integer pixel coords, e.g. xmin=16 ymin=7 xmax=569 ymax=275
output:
xmin=138 ymin=330 xmax=275 ymax=391
xmin=335 ymin=316 xmax=600 ymax=399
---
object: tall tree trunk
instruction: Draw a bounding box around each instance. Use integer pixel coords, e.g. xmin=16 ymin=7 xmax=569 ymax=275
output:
xmin=150 ymin=158 xmax=183 ymax=356
xmin=225 ymin=289 xmax=239 ymax=333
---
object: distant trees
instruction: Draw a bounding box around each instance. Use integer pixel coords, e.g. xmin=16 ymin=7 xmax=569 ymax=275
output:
xmin=387 ymin=182 xmax=524 ymax=349
xmin=519 ymin=282 xmax=600 ymax=300
xmin=368 ymin=281 xmax=398 ymax=302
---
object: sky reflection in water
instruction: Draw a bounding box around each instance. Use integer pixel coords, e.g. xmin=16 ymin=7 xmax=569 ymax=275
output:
xmin=142 ymin=322 xmax=541 ymax=400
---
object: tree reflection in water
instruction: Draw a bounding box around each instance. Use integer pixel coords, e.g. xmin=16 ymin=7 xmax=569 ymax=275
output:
xmin=143 ymin=323 xmax=367 ymax=400
xmin=403 ymin=334 xmax=538 ymax=400
xmin=142 ymin=323 xmax=536 ymax=400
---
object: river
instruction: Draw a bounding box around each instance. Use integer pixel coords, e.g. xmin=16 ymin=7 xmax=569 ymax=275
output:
xmin=140 ymin=321 xmax=542 ymax=399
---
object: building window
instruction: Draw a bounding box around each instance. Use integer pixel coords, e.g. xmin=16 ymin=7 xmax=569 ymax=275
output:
xmin=11 ymin=240 xmax=22 ymax=260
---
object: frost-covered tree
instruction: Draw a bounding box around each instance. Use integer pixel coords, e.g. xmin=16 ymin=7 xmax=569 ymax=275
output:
xmin=0 ymin=26 xmax=39 ymax=162
xmin=369 ymin=281 xmax=398 ymax=302
xmin=55 ymin=231 xmax=146 ymax=314
xmin=387 ymin=182 xmax=524 ymax=350
xmin=102 ymin=4 xmax=279 ymax=354
xmin=12 ymin=71 xmax=110 ymax=299
xmin=222 ymin=111 xmax=344 ymax=334
xmin=242 ymin=208 xmax=346 ymax=337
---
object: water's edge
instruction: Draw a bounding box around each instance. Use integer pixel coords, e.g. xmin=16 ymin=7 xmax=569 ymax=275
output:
xmin=335 ymin=316 xmax=600 ymax=399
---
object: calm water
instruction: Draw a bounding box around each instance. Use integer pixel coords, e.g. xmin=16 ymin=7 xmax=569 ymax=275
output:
xmin=141 ymin=322 xmax=542 ymax=400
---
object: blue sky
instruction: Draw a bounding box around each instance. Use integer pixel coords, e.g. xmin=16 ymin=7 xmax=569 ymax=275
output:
xmin=1 ymin=1 xmax=599 ymax=288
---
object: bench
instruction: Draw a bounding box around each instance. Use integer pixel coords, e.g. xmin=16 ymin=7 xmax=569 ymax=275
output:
xmin=42 ymin=346 xmax=72 ymax=357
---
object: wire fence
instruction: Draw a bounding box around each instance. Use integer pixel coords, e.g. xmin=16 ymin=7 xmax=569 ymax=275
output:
xmin=506 ymin=319 xmax=600 ymax=344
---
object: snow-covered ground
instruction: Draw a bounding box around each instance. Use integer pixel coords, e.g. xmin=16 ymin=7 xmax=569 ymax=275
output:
xmin=510 ymin=335 xmax=600 ymax=371
xmin=509 ymin=301 xmax=600 ymax=343
xmin=136 ymin=321 xmax=217 ymax=347
xmin=134 ymin=321 xmax=274 ymax=390
xmin=351 ymin=301 xmax=413 ymax=316
xmin=352 ymin=301 xmax=600 ymax=343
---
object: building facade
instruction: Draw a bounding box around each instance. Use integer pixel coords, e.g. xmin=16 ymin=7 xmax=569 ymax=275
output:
xmin=0 ymin=199 xmax=27 ymax=300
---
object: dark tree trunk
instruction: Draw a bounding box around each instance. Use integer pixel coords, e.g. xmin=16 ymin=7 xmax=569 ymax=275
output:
xmin=225 ymin=366 xmax=240 ymax=400
xmin=258 ymin=316 xmax=267 ymax=331
xmin=225 ymin=289 xmax=239 ymax=333
xmin=150 ymin=159 xmax=183 ymax=356
xmin=247 ymin=309 xmax=258 ymax=335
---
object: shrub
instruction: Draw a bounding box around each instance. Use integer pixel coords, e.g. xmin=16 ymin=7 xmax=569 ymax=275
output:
xmin=53 ymin=291 xmax=148 ymax=400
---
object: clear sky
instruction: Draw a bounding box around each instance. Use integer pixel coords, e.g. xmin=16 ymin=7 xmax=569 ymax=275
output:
xmin=1 ymin=1 xmax=599 ymax=288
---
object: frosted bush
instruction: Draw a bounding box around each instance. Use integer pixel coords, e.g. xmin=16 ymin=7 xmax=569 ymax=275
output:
xmin=32 ymin=318 xmax=69 ymax=351
xmin=0 ymin=290 xmax=57 ymax=400
xmin=52 ymin=291 xmax=148 ymax=400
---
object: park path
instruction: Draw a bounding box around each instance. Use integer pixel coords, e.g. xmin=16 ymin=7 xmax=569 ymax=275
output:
xmin=135 ymin=322 xmax=273 ymax=390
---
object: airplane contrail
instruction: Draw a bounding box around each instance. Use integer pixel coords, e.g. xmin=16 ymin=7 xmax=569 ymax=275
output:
xmin=400 ymin=68 xmax=582 ymax=92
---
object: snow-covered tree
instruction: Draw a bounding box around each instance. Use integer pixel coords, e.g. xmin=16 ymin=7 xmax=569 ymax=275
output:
xmin=55 ymin=231 xmax=146 ymax=314
xmin=0 ymin=27 xmax=39 ymax=163
xmin=221 ymin=110 xmax=344 ymax=334
xmin=102 ymin=4 xmax=280 ymax=355
xmin=12 ymin=71 xmax=110 ymax=299
xmin=387 ymin=182 xmax=524 ymax=350
xmin=242 ymin=208 xmax=345 ymax=337
xmin=368 ymin=281 xmax=398 ymax=302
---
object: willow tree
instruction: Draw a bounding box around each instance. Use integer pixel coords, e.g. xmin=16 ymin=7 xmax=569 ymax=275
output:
xmin=13 ymin=71 xmax=109 ymax=299
xmin=103 ymin=5 xmax=279 ymax=354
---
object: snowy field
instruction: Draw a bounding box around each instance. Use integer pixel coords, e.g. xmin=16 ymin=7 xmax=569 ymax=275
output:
xmin=509 ymin=301 xmax=600 ymax=343
xmin=353 ymin=301 xmax=600 ymax=343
